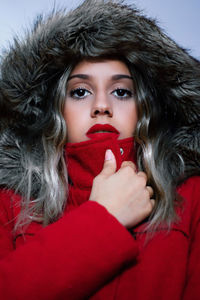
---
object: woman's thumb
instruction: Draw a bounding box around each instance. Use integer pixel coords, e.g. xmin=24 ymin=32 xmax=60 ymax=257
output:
xmin=101 ymin=149 xmax=117 ymax=176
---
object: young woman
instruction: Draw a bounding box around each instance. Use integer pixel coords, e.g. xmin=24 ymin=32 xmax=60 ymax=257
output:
xmin=0 ymin=0 xmax=199 ymax=299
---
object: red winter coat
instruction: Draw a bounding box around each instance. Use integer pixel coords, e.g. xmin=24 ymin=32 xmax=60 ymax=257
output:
xmin=0 ymin=135 xmax=199 ymax=299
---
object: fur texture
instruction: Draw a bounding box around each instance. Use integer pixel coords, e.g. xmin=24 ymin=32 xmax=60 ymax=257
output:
xmin=0 ymin=0 xmax=200 ymax=224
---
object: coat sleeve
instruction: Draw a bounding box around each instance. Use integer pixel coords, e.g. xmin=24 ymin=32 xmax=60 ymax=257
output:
xmin=183 ymin=177 xmax=200 ymax=300
xmin=0 ymin=190 xmax=138 ymax=300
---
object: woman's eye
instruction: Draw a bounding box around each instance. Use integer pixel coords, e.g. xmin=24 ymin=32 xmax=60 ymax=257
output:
xmin=112 ymin=88 xmax=133 ymax=99
xmin=70 ymin=88 xmax=91 ymax=99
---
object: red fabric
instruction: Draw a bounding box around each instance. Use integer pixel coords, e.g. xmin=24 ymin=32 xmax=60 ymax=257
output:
xmin=66 ymin=135 xmax=136 ymax=189
xmin=66 ymin=135 xmax=136 ymax=208
xmin=0 ymin=135 xmax=199 ymax=299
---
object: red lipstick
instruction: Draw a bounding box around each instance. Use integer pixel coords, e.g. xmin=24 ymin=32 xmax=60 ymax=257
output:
xmin=86 ymin=124 xmax=119 ymax=139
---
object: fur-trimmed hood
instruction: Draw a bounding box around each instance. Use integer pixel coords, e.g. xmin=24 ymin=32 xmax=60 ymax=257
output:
xmin=0 ymin=0 xmax=200 ymax=192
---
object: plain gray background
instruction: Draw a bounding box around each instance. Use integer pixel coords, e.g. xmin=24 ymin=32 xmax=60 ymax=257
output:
xmin=0 ymin=0 xmax=199 ymax=59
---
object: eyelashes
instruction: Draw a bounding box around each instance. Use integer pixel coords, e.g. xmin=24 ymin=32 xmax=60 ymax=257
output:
xmin=111 ymin=88 xmax=133 ymax=99
xmin=69 ymin=88 xmax=91 ymax=99
xmin=69 ymin=87 xmax=133 ymax=100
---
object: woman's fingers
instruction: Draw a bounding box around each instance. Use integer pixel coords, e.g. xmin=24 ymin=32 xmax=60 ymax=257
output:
xmin=91 ymin=156 xmax=156 ymax=228
xmin=100 ymin=149 xmax=117 ymax=177
xmin=150 ymin=199 xmax=156 ymax=208
xmin=146 ymin=186 xmax=154 ymax=198
xmin=120 ymin=163 xmax=154 ymax=200
xmin=137 ymin=171 xmax=147 ymax=181
xmin=121 ymin=161 xmax=137 ymax=172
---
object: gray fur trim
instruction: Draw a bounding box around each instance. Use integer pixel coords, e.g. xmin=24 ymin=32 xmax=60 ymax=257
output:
xmin=0 ymin=129 xmax=42 ymax=195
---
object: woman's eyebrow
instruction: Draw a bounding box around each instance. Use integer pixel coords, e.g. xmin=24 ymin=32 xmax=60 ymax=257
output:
xmin=68 ymin=74 xmax=89 ymax=80
xmin=112 ymin=74 xmax=133 ymax=80
xmin=68 ymin=74 xmax=133 ymax=81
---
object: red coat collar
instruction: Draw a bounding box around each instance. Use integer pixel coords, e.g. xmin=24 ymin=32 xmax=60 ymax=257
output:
xmin=65 ymin=134 xmax=136 ymax=190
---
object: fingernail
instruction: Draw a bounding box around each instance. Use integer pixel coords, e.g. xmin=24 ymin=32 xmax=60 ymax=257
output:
xmin=105 ymin=149 xmax=114 ymax=161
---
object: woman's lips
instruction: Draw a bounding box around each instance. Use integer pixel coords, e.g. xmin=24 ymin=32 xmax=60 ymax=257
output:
xmin=86 ymin=124 xmax=119 ymax=139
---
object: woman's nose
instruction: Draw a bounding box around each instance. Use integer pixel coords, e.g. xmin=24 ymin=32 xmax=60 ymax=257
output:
xmin=90 ymin=94 xmax=113 ymax=118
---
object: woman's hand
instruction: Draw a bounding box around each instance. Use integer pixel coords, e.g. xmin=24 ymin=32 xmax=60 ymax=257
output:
xmin=89 ymin=149 xmax=155 ymax=228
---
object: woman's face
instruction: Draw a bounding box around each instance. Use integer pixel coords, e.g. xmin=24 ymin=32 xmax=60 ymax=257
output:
xmin=64 ymin=59 xmax=138 ymax=143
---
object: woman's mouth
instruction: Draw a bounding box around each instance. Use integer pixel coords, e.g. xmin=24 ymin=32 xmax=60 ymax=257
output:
xmin=86 ymin=124 xmax=119 ymax=139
